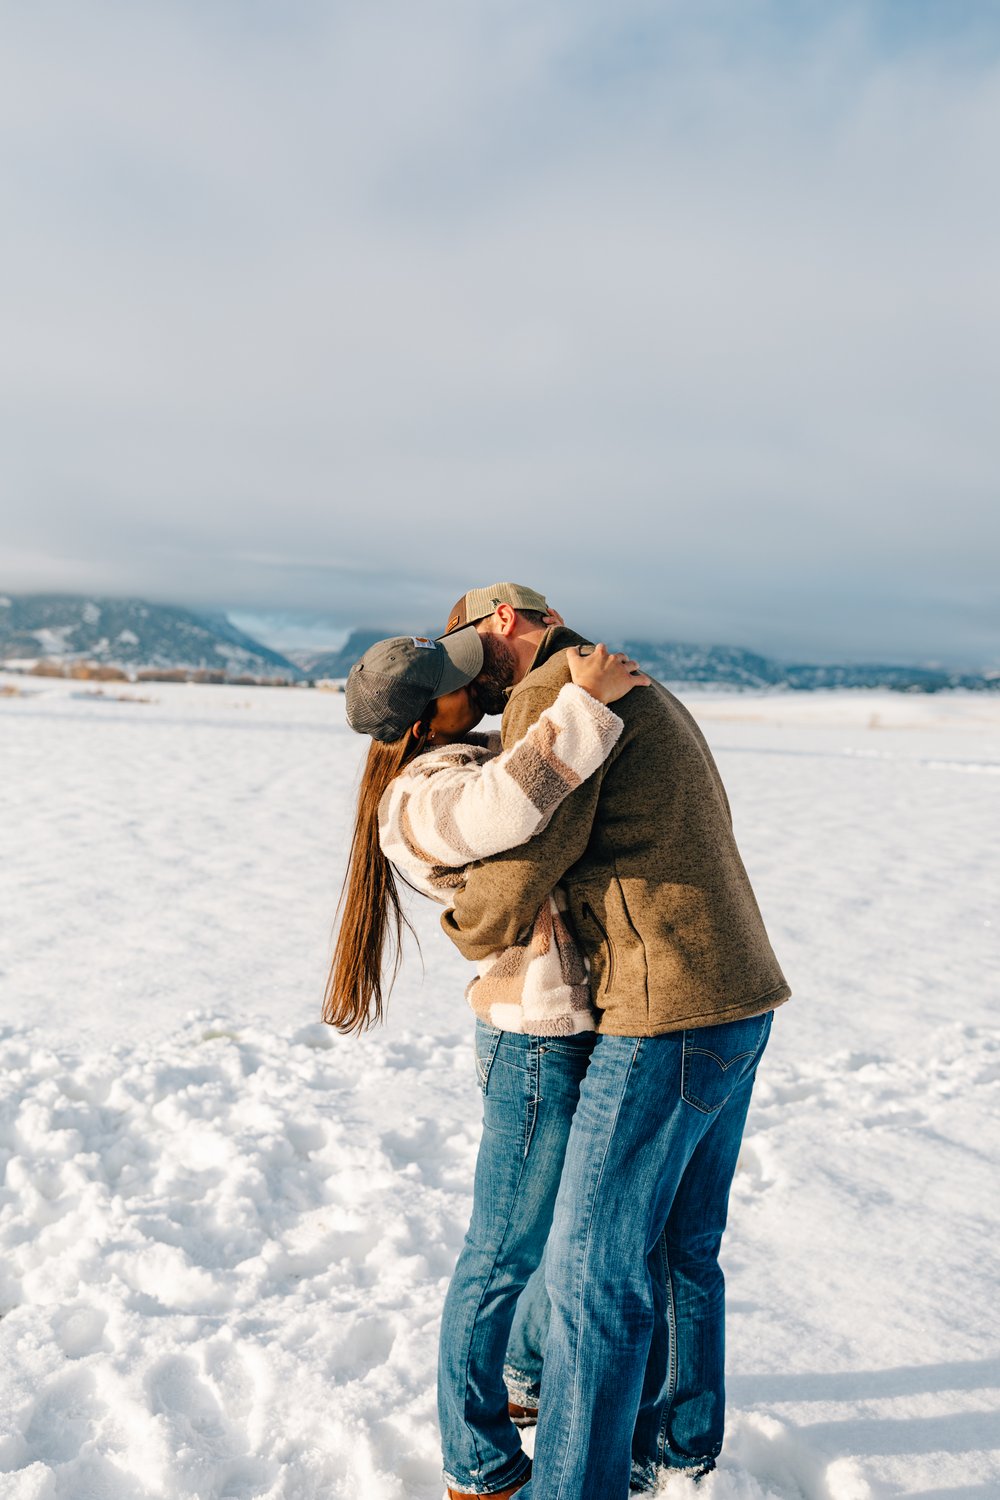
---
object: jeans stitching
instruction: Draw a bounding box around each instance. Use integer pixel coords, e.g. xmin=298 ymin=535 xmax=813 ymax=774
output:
xmin=684 ymin=1045 xmax=758 ymax=1068
xmin=523 ymin=1040 xmax=540 ymax=1159
xmin=476 ymin=1025 xmax=503 ymax=1094
xmin=655 ymin=1230 xmax=676 ymax=1471
xmin=681 ymin=1014 xmax=772 ymax=1113
xmin=443 ymin=1452 xmax=532 ymax=1495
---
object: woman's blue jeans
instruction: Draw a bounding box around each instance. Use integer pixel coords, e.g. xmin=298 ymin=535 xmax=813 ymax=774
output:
xmin=438 ymin=1024 xmax=599 ymax=1495
xmin=504 ymin=1256 xmax=549 ymax=1410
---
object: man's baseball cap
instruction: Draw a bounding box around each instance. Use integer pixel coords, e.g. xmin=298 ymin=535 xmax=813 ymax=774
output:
xmin=345 ymin=627 xmax=484 ymax=743
xmin=441 ymin=582 xmax=549 ymax=637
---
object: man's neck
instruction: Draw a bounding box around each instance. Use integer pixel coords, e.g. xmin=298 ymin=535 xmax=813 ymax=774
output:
xmin=516 ymin=624 xmax=591 ymax=683
xmin=508 ymin=626 xmax=548 ymax=683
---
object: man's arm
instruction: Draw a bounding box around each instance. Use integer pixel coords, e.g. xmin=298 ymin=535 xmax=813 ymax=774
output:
xmin=441 ymin=682 xmax=607 ymax=961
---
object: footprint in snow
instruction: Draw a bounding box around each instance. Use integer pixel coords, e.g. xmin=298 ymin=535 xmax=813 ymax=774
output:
xmin=858 ymin=1104 xmax=928 ymax=1130
xmin=148 ymin=1349 xmax=278 ymax=1500
xmin=327 ymin=1313 xmax=397 ymax=1383
xmin=765 ymin=1075 xmax=827 ymax=1107
xmin=842 ymin=1050 xmax=886 ymax=1073
xmin=380 ymin=1034 xmax=449 ymax=1070
xmin=148 ymin=1353 xmax=242 ymax=1458
xmin=23 ymin=1367 xmax=106 ymax=1467
xmin=289 ymin=1021 xmax=336 ymax=1051
xmin=734 ymin=1140 xmax=776 ymax=1194
xmin=285 ymin=1118 xmax=326 ymax=1156
xmin=213 ymin=1456 xmax=278 ymax=1500
xmin=52 ymin=1302 xmax=110 ymax=1359
xmin=701 ymin=1410 xmax=873 ymax=1500
xmin=381 ymin=1118 xmax=471 ymax=1188
xmin=202 ymin=1338 xmax=261 ymax=1428
xmin=267 ymin=1220 xmax=384 ymax=1287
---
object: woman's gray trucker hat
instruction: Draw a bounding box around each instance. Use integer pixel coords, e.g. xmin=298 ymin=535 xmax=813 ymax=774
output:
xmin=345 ymin=627 xmax=484 ymax=742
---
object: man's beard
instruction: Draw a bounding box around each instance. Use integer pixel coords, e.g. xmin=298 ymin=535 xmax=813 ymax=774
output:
xmin=472 ymin=634 xmax=519 ymax=716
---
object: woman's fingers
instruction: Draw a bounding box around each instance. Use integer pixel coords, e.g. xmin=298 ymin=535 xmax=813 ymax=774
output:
xmin=567 ymin=642 xmax=651 ymax=703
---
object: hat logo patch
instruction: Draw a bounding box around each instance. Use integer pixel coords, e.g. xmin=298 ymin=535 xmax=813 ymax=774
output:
xmin=411 ymin=636 xmax=435 ymax=649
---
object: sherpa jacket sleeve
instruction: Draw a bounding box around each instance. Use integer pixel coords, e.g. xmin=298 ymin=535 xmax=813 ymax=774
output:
xmin=386 ymin=682 xmax=622 ymax=869
xmin=442 ymin=682 xmax=611 ymax=960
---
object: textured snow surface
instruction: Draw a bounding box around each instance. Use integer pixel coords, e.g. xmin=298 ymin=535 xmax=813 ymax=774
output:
xmin=1 ymin=677 xmax=998 ymax=1500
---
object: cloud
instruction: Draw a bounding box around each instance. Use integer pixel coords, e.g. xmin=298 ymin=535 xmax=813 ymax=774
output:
xmin=0 ymin=1 xmax=998 ymax=663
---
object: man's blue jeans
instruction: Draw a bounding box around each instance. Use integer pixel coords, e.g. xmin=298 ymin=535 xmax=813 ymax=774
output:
xmin=505 ymin=1246 xmax=674 ymax=1491
xmin=520 ymin=1009 xmax=773 ymax=1500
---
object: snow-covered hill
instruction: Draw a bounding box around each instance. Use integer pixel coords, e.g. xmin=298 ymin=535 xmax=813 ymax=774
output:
xmin=0 ymin=594 xmax=300 ymax=679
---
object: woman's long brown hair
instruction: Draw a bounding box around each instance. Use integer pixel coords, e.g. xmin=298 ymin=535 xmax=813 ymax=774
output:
xmin=323 ymin=720 xmax=430 ymax=1034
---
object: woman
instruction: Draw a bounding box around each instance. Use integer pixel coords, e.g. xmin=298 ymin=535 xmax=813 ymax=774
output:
xmin=325 ymin=623 xmax=649 ymax=1499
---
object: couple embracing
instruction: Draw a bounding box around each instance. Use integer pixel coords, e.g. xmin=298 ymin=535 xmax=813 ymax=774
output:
xmin=326 ymin=582 xmax=790 ymax=1499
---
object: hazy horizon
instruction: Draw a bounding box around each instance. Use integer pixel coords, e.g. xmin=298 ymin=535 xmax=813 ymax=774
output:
xmin=2 ymin=586 xmax=993 ymax=671
xmin=224 ymin=606 xmax=995 ymax=671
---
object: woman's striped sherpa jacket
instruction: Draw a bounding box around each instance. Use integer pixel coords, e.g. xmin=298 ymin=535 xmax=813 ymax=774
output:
xmin=378 ymin=682 xmax=624 ymax=1035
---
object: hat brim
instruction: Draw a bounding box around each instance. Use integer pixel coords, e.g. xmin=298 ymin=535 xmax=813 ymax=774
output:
xmin=435 ymin=625 xmax=483 ymax=695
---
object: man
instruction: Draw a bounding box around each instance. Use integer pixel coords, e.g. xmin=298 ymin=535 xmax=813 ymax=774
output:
xmin=440 ymin=583 xmax=790 ymax=1499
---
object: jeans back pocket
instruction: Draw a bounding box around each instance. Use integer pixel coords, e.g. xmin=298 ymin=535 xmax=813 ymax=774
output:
xmin=681 ymin=1011 xmax=772 ymax=1115
xmin=475 ymin=1022 xmax=503 ymax=1095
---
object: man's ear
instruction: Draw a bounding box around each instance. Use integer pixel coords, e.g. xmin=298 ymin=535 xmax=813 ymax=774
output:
xmin=493 ymin=602 xmax=518 ymax=637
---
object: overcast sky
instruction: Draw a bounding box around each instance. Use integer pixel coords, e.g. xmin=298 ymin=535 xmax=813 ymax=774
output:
xmin=1 ymin=1 xmax=998 ymax=664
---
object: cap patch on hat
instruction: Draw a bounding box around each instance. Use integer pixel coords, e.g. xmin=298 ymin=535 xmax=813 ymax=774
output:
xmin=411 ymin=636 xmax=435 ymax=648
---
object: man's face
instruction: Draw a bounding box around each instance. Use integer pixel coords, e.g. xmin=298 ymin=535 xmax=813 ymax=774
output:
xmin=471 ymin=631 xmax=518 ymax=716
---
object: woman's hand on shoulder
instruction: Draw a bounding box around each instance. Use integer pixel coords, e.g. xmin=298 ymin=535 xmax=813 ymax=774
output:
xmin=567 ymin=644 xmax=651 ymax=705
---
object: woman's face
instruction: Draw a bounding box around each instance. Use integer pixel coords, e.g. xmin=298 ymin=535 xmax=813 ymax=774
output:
xmin=425 ymin=685 xmax=483 ymax=741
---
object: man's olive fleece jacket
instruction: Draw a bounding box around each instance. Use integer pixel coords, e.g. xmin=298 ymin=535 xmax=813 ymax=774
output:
xmin=442 ymin=626 xmax=791 ymax=1036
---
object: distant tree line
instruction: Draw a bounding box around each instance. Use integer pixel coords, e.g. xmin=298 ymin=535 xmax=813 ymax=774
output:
xmin=18 ymin=660 xmax=316 ymax=687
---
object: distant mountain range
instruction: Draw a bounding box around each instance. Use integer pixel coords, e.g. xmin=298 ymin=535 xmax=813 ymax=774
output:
xmin=302 ymin=628 xmax=999 ymax=693
xmin=1 ymin=594 xmax=997 ymax=692
xmin=0 ymin=594 xmax=299 ymax=679
xmin=620 ymin=640 xmax=999 ymax=693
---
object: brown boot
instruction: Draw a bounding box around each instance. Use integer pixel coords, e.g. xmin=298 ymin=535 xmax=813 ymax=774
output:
xmin=507 ymin=1399 xmax=538 ymax=1429
xmin=446 ymin=1465 xmax=530 ymax=1499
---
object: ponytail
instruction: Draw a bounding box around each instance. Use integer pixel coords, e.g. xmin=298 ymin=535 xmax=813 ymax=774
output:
xmin=323 ymin=720 xmax=430 ymax=1033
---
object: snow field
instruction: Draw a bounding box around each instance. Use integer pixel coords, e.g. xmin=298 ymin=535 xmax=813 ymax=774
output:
xmin=1 ymin=676 xmax=998 ymax=1498
xmin=0 ymin=1015 xmax=478 ymax=1500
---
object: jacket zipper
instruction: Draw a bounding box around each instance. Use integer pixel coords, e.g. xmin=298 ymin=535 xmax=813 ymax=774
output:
xmin=581 ymin=901 xmax=616 ymax=990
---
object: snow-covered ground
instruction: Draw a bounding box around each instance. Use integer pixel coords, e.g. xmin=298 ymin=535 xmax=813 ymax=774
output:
xmin=1 ymin=674 xmax=998 ymax=1500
